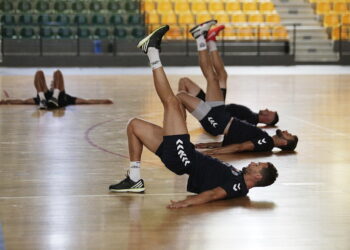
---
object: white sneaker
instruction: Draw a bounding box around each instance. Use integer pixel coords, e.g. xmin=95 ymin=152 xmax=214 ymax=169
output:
xmin=189 ymin=19 xmax=217 ymax=39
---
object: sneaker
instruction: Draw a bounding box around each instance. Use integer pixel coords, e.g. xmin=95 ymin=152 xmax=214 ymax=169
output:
xmin=47 ymin=97 xmax=59 ymax=109
xmin=206 ymin=25 xmax=225 ymax=42
xmin=109 ymin=175 xmax=145 ymax=193
xmin=137 ymin=25 xmax=169 ymax=53
xmin=189 ymin=19 xmax=217 ymax=39
xmin=39 ymin=99 xmax=47 ymax=110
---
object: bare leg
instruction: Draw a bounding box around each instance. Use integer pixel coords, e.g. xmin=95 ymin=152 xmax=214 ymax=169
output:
xmin=53 ymin=70 xmax=65 ymax=91
xmin=176 ymin=92 xmax=202 ymax=113
xmin=178 ymin=77 xmax=203 ymax=96
xmin=34 ymin=70 xmax=48 ymax=93
xmin=209 ymin=50 xmax=227 ymax=89
xmin=198 ymin=50 xmax=224 ymax=102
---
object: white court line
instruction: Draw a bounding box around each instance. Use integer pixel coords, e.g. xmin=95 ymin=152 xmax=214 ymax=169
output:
xmin=285 ymin=115 xmax=350 ymax=139
xmin=0 ymin=193 xmax=191 ymax=200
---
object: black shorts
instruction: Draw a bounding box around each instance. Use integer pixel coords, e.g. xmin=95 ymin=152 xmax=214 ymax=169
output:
xmin=33 ymin=91 xmax=52 ymax=105
xmin=199 ymin=105 xmax=231 ymax=136
xmin=33 ymin=91 xmax=76 ymax=107
xmin=155 ymin=134 xmax=196 ymax=176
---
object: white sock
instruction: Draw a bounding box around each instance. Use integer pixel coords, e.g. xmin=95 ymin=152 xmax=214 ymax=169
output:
xmin=129 ymin=161 xmax=141 ymax=182
xmin=38 ymin=92 xmax=46 ymax=100
xmin=53 ymin=89 xmax=60 ymax=99
xmin=196 ymin=35 xmax=207 ymax=51
xmin=207 ymin=40 xmax=217 ymax=52
xmin=147 ymin=47 xmax=162 ymax=70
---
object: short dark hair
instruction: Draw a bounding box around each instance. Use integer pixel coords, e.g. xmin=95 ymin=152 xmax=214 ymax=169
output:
xmin=268 ymin=112 xmax=279 ymax=126
xmin=256 ymin=162 xmax=278 ymax=187
xmin=279 ymin=136 xmax=298 ymax=151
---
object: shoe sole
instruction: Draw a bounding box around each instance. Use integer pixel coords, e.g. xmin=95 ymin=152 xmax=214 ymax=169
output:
xmin=109 ymin=188 xmax=145 ymax=193
xmin=137 ymin=25 xmax=168 ymax=49
xmin=189 ymin=19 xmax=217 ymax=33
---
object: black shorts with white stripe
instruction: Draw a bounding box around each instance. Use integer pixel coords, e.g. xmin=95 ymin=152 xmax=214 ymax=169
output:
xmin=199 ymin=105 xmax=231 ymax=136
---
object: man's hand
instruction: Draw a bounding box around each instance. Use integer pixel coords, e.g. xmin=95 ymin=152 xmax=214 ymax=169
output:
xmin=195 ymin=142 xmax=222 ymax=149
xmin=167 ymin=200 xmax=190 ymax=209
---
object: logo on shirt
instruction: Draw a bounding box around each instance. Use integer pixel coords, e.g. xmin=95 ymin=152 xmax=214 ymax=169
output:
xmin=176 ymin=139 xmax=191 ymax=167
xmin=208 ymin=117 xmax=218 ymax=128
xmin=258 ymin=138 xmax=267 ymax=145
xmin=233 ymin=183 xmax=241 ymax=192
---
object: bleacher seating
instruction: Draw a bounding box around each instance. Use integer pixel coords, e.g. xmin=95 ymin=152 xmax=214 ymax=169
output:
xmin=309 ymin=0 xmax=350 ymax=40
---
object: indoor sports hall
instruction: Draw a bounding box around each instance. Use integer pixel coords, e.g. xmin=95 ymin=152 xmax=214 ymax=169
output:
xmin=0 ymin=0 xmax=350 ymax=249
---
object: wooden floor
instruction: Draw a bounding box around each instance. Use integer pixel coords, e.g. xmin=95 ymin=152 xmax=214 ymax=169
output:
xmin=0 ymin=71 xmax=350 ymax=250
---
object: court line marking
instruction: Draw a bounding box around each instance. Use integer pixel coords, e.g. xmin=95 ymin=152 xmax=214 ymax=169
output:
xmin=0 ymin=193 xmax=191 ymax=200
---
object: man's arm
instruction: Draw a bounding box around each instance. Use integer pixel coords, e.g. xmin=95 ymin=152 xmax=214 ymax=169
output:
xmin=75 ymin=98 xmax=113 ymax=104
xmin=167 ymin=187 xmax=227 ymax=209
xmin=0 ymin=98 xmax=35 ymax=105
xmin=195 ymin=141 xmax=222 ymax=149
xmin=202 ymin=141 xmax=255 ymax=155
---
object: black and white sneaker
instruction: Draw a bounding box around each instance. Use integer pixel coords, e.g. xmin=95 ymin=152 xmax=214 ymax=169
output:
xmin=39 ymin=99 xmax=47 ymax=110
xmin=47 ymin=97 xmax=59 ymax=109
xmin=137 ymin=25 xmax=169 ymax=53
xmin=109 ymin=175 xmax=145 ymax=193
xmin=189 ymin=19 xmax=217 ymax=39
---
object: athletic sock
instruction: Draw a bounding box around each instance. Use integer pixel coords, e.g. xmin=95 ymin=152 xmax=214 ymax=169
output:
xmin=147 ymin=47 xmax=162 ymax=70
xmin=129 ymin=161 xmax=141 ymax=182
xmin=52 ymin=89 xmax=60 ymax=99
xmin=207 ymin=40 xmax=217 ymax=52
xmin=196 ymin=35 xmax=207 ymax=51
xmin=38 ymin=92 xmax=46 ymax=100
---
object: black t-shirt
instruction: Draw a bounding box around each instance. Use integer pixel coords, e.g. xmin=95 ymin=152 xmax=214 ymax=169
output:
xmin=187 ymin=152 xmax=249 ymax=199
xmin=222 ymin=118 xmax=274 ymax=152
xmin=224 ymin=104 xmax=259 ymax=125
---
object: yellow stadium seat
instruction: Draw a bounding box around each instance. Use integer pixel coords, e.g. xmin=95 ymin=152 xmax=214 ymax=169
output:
xmin=323 ymin=14 xmax=340 ymax=27
xmin=165 ymin=25 xmax=185 ymax=40
xmin=248 ymin=13 xmax=264 ymax=23
xmin=213 ymin=12 xmax=230 ymax=23
xmin=341 ymin=13 xmax=350 ymax=25
xmin=259 ymin=2 xmax=275 ymax=13
xmin=161 ymin=12 xmax=177 ymax=24
xmin=178 ymin=12 xmax=195 ymax=25
xmin=265 ymin=13 xmax=281 ymax=23
xmin=333 ymin=2 xmax=348 ymax=13
xmin=231 ymin=12 xmax=246 ymax=23
xmin=208 ymin=0 xmax=225 ymax=13
xmin=272 ymin=26 xmax=288 ymax=40
xmin=147 ymin=11 xmax=160 ymax=24
xmin=222 ymin=25 xmax=236 ymax=39
xmin=174 ymin=1 xmax=190 ymax=12
xmin=142 ymin=0 xmax=156 ymax=12
xmin=226 ymin=1 xmax=241 ymax=12
xmin=331 ymin=26 xmax=348 ymax=40
xmin=236 ymin=26 xmax=256 ymax=40
xmin=158 ymin=1 xmax=173 ymax=12
xmin=316 ymin=2 xmax=331 ymax=15
xmin=191 ymin=1 xmax=207 ymax=13
xmin=242 ymin=1 xmax=258 ymax=13
xmin=196 ymin=12 xmax=212 ymax=24
xmin=257 ymin=25 xmax=272 ymax=40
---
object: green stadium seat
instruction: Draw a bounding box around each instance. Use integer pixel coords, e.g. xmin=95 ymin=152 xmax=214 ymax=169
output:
xmin=2 ymin=27 xmax=16 ymax=38
xmin=107 ymin=1 xmax=121 ymax=12
xmin=77 ymin=27 xmax=91 ymax=38
xmin=0 ymin=1 xmax=14 ymax=13
xmin=36 ymin=1 xmax=50 ymax=12
xmin=131 ymin=26 xmax=146 ymax=39
xmin=90 ymin=2 xmax=103 ymax=12
xmin=38 ymin=14 xmax=52 ymax=25
xmin=19 ymin=14 xmax=34 ymax=25
xmin=74 ymin=14 xmax=88 ymax=25
xmin=95 ymin=27 xmax=109 ymax=38
xmin=20 ymin=27 xmax=36 ymax=38
xmin=72 ymin=1 xmax=85 ymax=12
xmin=1 ymin=15 xmax=16 ymax=25
xmin=18 ymin=1 xmax=32 ymax=13
xmin=56 ymin=14 xmax=70 ymax=25
xmin=78 ymin=27 xmax=91 ymax=38
xmin=54 ymin=1 xmax=67 ymax=12
xmin=57 ymin=27 xmax=73 ymax=38
xmin=128 ymin=14 xmax=143 ymax=25
xmin=125 ymin=1 xmax=139 ymax=13
xmin=110 ymin=14 xmax=124 ymax=25
xmin=40 ymin=26 xmax=54 ymax=38
xmin=114 ymin=27 xmax=127 ymax=38
xmin=92 ymin=14 xmax=106 ymax=25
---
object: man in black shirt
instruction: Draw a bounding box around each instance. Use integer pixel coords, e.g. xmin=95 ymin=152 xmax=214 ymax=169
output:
xmin=176 ymin=21 xmax=298 ymax=154
xmin=0 ymin=70 xmax=113 ymax=109
xmin=109 ymin=24 xmax=278 ymax=208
